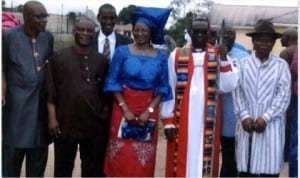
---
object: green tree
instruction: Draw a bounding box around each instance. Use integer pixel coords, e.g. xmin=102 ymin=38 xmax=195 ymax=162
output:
xmin=117 ymin=5 xmax=136 ymax=24
xmin=166 ymin=11 xmax=194 ymax=47
xmin=168 ymin=0 xmax=214 ymax=21
xmin=168 ymin=0 xmax=192 ymax=20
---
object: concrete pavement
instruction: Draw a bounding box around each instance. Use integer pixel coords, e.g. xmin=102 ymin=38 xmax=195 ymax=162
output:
xmin=20 ymin=138 xmax=289 ymax=177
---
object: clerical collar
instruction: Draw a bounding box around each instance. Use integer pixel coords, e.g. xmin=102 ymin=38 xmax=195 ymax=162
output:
xmin=192 ymin=48 xmax=205 ymax=53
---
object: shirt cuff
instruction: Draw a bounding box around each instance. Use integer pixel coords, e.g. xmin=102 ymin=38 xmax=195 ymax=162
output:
xmin=240 ymin=110 xmax=251 ymax=121
xmin=162 ymin=117 xmax=174 ymax=126
xmin=164 ymin=124 xmax=176 ymax=129
xmin=262 ymin=112 xmax=271 ymax=123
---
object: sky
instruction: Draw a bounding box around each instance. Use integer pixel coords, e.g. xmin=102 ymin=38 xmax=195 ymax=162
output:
xmin=3 ymin=0 xmax=298 ymax=16
xmin=3 ymin=0 xmax=172 ymax=15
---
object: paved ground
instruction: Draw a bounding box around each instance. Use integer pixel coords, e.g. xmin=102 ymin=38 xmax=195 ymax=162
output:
xmin=21 ymin=137 xmax=289 ymax=177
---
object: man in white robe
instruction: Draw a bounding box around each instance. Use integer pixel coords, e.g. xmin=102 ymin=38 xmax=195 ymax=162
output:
xmin=161 ymin=18 xmax=238 ymax=178
xmin=233 ymin=19 xmax=291 ymax=177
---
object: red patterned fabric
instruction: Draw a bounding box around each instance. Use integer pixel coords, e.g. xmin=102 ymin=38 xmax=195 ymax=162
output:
xmin=165 ymin=45 xmax=221 ymax=177
xmin=104 ymin=85 xmax=159 ymax=177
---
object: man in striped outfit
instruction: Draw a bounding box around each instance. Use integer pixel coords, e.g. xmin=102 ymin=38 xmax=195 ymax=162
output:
xmin=233 ymin=19 xmax=291 ymax=177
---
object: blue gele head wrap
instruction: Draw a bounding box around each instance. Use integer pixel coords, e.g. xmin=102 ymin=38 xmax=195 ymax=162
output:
xmin=131 ymin=6 xmax=171 ymax=44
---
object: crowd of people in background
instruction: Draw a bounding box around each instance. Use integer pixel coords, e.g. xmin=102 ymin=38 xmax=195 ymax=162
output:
xmin=2 ymin=0 xmax=298 ymax=177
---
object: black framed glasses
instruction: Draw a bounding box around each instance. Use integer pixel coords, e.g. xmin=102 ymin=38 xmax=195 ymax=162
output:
xmin=192 ymin=29 xmax=209 ymax=35
xmin=30 ymin=13 xmax=50 ymax=19
xmin=254 ymin=37 xmax=275 ymax=45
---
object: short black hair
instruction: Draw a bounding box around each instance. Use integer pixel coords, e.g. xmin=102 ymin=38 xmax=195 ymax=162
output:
xmin=97 ymin=3 xmax=116 ymax=17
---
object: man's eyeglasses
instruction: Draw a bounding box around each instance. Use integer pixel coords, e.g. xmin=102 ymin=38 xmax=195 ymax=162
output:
xmin=254 ymin=38 xmax=275 ymax=45
xmin=192 ymin=29 xmax=208 ymax=35
xmin=30 ymin=13 xmax=50 ymax=19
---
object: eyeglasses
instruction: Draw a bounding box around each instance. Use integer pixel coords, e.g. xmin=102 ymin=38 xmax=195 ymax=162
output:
xmin=30 ymin=13 xmax=50 ymax=19
xmin=254 ymin=38 xmax=274 ymax=44
xmin=192 ymin=29 xmax=208 ymax=35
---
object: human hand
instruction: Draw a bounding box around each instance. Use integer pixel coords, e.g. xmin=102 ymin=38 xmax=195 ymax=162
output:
xmin=242 ymin=117 xmax=254 ymax=133
xmin=217 ymin=43 xmax=228 ymax=61
xmin=137 ymin=110 xmax=150 ymax=126
xmin=164 ymin=127 xmax=178 ymax=142
xmin=253 ymin=117 xmax=266 ymax=133
xmin=123 ymin=109 xmax=138 ymax=126
xmin=2 ymin=89 xmax=6 ymax=106
xmin=2 ymin=97 xmax=5 ymax=106
xmin=48 ymin=119 xmax=61 ymax=138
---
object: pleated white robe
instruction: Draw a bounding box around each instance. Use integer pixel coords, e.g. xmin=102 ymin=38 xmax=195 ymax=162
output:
xmin=161 ymin=50 xmax=239 ymax=177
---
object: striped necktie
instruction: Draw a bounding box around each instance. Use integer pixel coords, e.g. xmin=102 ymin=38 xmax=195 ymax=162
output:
xmin=103 ymin=38 xmax=110 ymax=61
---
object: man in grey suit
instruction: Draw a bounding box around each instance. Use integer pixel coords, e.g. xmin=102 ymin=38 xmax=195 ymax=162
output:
xmin=92 ymin=3 xmax=133 ymax=176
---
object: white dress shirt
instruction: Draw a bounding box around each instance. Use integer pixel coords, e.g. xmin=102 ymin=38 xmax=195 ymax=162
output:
xmin=97 ymin=30 xmax=116 ymax=61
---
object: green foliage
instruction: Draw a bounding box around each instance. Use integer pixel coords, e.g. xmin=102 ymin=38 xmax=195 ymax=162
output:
xmin=168 ymin=0 xmax=192 ymax=20
xmin=165 ymin=12 xmax=194 ymax=47
xmin=117 ymin=5 xmax=136 ymax=24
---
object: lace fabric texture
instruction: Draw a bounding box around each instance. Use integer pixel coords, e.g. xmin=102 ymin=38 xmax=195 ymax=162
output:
xmin=117 ymin=118 xmax=156 ymax=142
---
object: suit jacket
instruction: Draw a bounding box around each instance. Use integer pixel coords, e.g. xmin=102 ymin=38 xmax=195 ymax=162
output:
xmin=92 ymin=31 xmax=133 ymax=51
xmin=92 ymin=31 xmax=133 ymax=121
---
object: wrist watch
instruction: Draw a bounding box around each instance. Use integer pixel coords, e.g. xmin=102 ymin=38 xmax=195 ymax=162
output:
xmin=147 ymin=107 xmax=154 ymax=113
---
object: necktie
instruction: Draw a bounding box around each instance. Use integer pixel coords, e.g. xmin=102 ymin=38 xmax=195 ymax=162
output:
xmin=103 ymin=38 xmax=110 ymax=61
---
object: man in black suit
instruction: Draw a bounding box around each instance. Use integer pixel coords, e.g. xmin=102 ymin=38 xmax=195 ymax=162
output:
xmin=93 ymin=3 xmax=133 ymax=60
xmin=92 ymin=3 xmax=133 ymax=176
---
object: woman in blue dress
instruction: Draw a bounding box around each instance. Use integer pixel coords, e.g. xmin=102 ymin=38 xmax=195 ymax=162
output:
xmin=103 ymin=6 xmax=172 ymax=177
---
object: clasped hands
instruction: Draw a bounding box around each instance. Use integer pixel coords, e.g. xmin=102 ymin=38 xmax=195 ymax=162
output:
xmin=242 ymin=117 xmax=266 ymax=133
xmin=123 ymin=109 xmax=149 ymax=126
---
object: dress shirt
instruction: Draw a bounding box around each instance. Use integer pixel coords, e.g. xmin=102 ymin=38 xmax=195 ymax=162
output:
xmin=97 ymin=30 xmax=116 ymax=61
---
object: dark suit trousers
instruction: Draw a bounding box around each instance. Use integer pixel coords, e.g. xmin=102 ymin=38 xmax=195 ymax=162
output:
xmin=220 ymin=136 xmax=238 ymax=177
xmin=54 ymin=137 xmax=103 ymax=177
xmin=2 ymin=145 xmax=48 ymax=177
